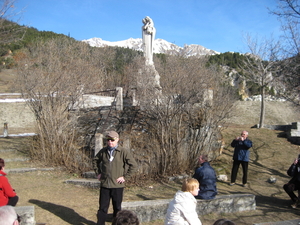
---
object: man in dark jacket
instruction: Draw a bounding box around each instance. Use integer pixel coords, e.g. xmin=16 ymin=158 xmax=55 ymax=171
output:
xmin=93 ymin=131 xmax=137 ymax=225
xmin=230 ymin=130 xmax=252 ymax=187
xmin=192 ymin=154 xmax=217 ymax=199
xmin=283 ymin=155 xmax=300 ymax=208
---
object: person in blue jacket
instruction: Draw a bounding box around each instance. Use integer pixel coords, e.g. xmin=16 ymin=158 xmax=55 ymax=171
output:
xmin=230 ymin=130 xmax=253 ymax=187
xmin=192 ymin=154 xmax=217 ymax=199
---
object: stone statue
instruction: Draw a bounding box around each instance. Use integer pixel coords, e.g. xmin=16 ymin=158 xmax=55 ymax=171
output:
xmin=142 ymin=16 xmax=156 ymax=65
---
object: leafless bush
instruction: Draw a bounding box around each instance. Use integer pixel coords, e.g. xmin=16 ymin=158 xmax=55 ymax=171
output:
xmin=130 ymin=55 xmax=235 ymax=176
xmin=15 ymin=37 xmax=106 ymax=172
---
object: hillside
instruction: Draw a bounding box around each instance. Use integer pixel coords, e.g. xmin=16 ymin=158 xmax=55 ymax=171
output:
xmin=226 ymin=100 xmax=300 ymax=126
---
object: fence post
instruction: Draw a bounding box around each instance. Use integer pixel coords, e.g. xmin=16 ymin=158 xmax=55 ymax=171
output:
xmin=116 ymin=87 xmax=123 ymax=111
xmin=95 ymin=133 xmax=103 ymax=156
xmin=131 ymin=88 xmax=137 ymax=106
xmin=122 ymin=138 xmax=130 ymax=150
xmin=3 ymin=123 xmax=8 ymax=138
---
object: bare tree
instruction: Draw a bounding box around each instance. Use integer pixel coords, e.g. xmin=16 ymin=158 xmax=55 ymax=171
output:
xmin=0 ymin=0 xmax=26 ymax=44
xmin=269 ymin=0 xmax=300 ymax=105
xmin=270 ymin=0 xmax=300 ymax=54
xmin=241 ymin=34 xmax=281 ymax=128
xmin=15 ymin=37 xmax=106 ymax=172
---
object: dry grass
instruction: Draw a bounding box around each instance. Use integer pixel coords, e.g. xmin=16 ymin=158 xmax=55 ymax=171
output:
xmin=2 ymin=124 xmax=300 ymax=225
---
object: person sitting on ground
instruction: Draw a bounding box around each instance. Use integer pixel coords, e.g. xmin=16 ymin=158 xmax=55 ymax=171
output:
xmin=165 ymin=178 xmax=202 ymax=225
xmin=0 ymin=205 xmax=20 ymax=225
xmin=112 ymin=210 xmax=139 ymax=225
xmin=283 ymin=154 xmax=300 ymax=208
xmin=193 ymin=154 xmax=217 ymax=199
xmin=213 ymin=218 xmax=236 ymax=225
xmin=0 ymin=158 xmax=18 ymax=207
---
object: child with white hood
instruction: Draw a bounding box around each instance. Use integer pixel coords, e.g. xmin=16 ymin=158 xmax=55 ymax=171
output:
xmin=165 ymin=178 xmax=202 ymax=225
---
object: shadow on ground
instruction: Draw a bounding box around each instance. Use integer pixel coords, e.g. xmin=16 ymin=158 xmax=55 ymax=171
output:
xmin=29 ymin=199 xmax=96 ymax=225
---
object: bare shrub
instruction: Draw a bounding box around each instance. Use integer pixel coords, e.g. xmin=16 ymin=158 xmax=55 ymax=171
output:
xmin=130 ymin=55 xmax=235 ymax=176
xmin=15 ymin=37 xmax=105 ymax=172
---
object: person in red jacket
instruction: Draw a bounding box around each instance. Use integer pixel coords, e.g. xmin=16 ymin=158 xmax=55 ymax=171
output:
xmin=0 ymin=158 xmax=18 ymax=206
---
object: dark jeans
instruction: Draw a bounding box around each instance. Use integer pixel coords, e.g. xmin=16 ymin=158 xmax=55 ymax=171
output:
xmin=7 ymin=195 xmax=18 ymax=206
xmin=231 ymin=160 xmax=248 ymax=184
xmin=96 ymin=187 xmax=124 ymax=225
xmin=283 ymin=182 xmax=300 ymax=202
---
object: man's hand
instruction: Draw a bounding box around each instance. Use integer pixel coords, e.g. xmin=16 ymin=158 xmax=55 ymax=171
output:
xmin=116 ymin=176 xmax=125 ymax=184
xmin=97 ymin=174 xmax=101 ymax=181
xmin=236 ymin=136 xmax=244 ymax=141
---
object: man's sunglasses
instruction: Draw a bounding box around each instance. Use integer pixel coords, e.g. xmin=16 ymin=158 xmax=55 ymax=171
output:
xmin=107 ymin=138 xmax=117 ymax=141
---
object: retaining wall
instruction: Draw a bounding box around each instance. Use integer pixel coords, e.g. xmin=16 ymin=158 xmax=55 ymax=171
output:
xmin=122 ymin=193 xmax=256 ymax=223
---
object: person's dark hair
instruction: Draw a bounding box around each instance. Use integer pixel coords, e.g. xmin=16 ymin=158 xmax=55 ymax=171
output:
xmin=112 ymin=210 xmax=139 ymax=225
xmin=213 ymin=219 xmax=236 ymax=225
xmin=0 ymin=158 xmax=5 ymax=170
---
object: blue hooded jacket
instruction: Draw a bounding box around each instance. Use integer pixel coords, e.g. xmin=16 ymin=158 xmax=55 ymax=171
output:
xmin=193 ymin=161 xmax=217 ymax=200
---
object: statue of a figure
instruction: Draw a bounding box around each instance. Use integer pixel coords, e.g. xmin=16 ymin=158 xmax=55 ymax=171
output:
xmin=142 ymin=16 xmax=156 ymax=65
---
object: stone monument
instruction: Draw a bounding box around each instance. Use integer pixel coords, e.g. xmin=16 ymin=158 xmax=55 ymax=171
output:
xmin=141 ymin=16 xmax=161 ymax=92
xmin=142 ymin=16 xmax=155 ymax=65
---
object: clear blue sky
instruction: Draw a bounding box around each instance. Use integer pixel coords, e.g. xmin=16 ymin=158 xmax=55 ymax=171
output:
xmin=13 ymin=0 xmax=281 ymax=53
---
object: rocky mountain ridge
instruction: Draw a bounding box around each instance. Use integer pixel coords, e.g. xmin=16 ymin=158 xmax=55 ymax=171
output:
xmin=82 ymin=37 xmax=220 ymax=57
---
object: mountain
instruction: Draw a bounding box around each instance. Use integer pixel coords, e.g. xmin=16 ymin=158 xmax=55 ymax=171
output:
xmin=82 ymin=37 xmax=219 ymax=57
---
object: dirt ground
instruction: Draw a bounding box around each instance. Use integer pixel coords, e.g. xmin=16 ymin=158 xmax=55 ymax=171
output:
xmin=2 ymin=119 xmax=300 ymax=225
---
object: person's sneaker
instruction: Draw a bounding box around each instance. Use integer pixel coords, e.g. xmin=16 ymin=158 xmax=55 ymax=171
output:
xmin=229 ymin=183 xmax=235 ymax=186
xmin=242 ymin=183 xmax=247 ymax=187
xmin=291 ymin=199 xmax=299 ymax=209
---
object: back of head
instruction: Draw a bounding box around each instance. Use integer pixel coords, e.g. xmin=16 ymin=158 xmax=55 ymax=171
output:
xmin=182 ymin=178 xmax=199 ymax=192
xmin=200 ymin=155 xmax=208 ymax=162
xmin=0 ymin=158 xmax=5 ymax=170
xmin=0 ymin=205 xmax=18 ymax=225
xmin=112 ymin=210 xmax=139 ymax=225
xmin=213 ymin=219 xmax=236 ymax=225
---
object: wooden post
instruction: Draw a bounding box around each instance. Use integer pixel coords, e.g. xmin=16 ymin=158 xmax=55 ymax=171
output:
xmin=3 ymin=123 xmax=8 ymax=138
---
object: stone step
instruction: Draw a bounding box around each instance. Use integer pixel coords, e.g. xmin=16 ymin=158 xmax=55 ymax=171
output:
xmin=0 ymin=149 xmax=16 ymax=153
xmin=4 ymin=158 xmax=30 ymax=162
xmin=64 ymin=178 xmax=100 ymax=188
xmin=6 ymin=167 xmax=55 ymax=174
xmin=254 ymin=219 xmax=300 ymax=225
xmin=15 ymin=206 xmax=35 ymax=225
xmin=0 ymin=133 xmax=37 ymax=138
xmin=82 ymin=171 xmax=97 ymax=179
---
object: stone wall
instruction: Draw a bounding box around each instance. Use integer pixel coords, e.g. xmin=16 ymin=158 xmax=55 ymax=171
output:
xmin=122 ymin=194 xmax=256 ymax=223
xmin=288 ymin=122 xmax=300 ymax=145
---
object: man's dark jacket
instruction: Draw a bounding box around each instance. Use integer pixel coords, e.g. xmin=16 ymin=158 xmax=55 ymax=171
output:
xmin=231 ymin=138 xmax=252 ymax=162
xmin=287 ymin=163 xmax=300 ymax=184
xmin=193 ymin=161 xmax=217 ymax=199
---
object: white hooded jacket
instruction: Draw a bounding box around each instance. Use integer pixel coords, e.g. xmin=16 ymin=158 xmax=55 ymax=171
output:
xmin=165 ymin=190 xmax=202 ymax=225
